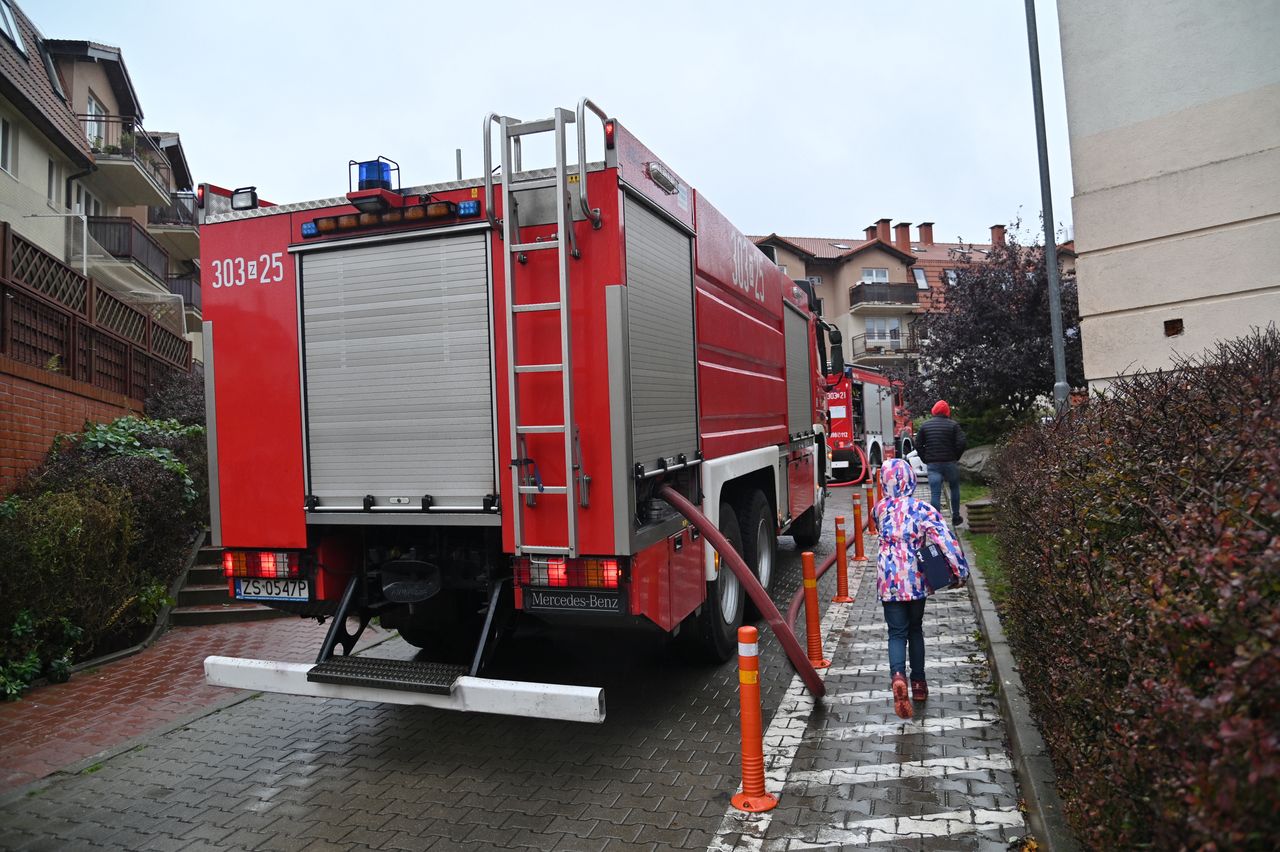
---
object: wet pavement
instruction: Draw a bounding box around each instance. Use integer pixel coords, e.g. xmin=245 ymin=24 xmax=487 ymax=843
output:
xmin=0 ymin=487 xmax=1025 ymax=850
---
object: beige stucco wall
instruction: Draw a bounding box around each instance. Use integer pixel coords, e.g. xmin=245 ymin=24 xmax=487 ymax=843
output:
xmin=57 ymin=60 xmax=119 ymax=117
xmin=0 ymin=99 xmax=78 ymax=259
xmin=1058 ymin=0 xmax=1280 ymax=385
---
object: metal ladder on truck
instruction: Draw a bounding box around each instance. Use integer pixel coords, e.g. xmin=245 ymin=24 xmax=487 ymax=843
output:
xmin=487 ymin=104 xmax=604 ymax=560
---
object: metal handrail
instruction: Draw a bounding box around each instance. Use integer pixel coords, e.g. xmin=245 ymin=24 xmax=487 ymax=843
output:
xmin=482 ymin=112 xmax=523 ymax=231
xmin=576 ymin=97 xmax=608 ymax=229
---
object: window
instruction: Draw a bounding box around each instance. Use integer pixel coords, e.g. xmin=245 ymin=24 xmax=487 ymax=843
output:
xmin=912 ymin=268 xmax=929 ymax=290
xmin=74 ymin=184 xmax=102 ymax=216
xmin=0 ymin=2 xmax=25 ymax=55
xmin=1164 ymin=318 xmax=1184 ymax=337
xmin=866 ymin=317 xmax=902 ymax=347
xmin=758 ymin=244 xmax=777 ymax=263
xmin=47 ymin=159 xmax=58 ymax=204
xmin=944 ymin=268 xmax=958 ymax=286
xmin=85 ymin=93 xmax=106 ymax=148
xmin=806 ymin=275 xmax=823 ymax=285
xmin=1 ymin=118 xmax=14 ymax=175
xmin=778 ymin=264 xmax=788 ymax=275
xmin=861 ymin=267 xmax=889 ymax=283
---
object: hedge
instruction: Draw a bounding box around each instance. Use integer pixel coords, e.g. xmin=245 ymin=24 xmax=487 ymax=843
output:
xmin=992 ymin=327 xmax=1279 ymax=849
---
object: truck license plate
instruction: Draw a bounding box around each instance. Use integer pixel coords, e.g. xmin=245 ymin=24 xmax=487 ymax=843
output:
xmin=832 ymin=460 xmax=849 ymax=468
xmin=524 ymin=589 xmax=621 ymax=614
xmin=235 ymin=578 xmax=309 ymax=602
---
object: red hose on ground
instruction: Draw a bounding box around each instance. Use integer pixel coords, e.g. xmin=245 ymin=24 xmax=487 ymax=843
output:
xmin=657 ymin=485 xmax=825 ymax=699
xmin=828 ymin=444 xmax=870 ymax=487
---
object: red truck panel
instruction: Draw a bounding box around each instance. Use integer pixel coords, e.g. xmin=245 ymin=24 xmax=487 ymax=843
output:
xmin=692 ymin=194 xmax=789 ymax=459
xmin=628 ymin=527 xmax=704 ymax=631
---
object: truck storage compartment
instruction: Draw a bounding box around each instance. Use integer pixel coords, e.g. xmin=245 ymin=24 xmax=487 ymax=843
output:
xmin=300 ymin=233 xmax=497 ymax=512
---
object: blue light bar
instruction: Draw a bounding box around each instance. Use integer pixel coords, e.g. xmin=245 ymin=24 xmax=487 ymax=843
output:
xmin=301 ymin=221 xmax=319 ymax=238
xmin=458 ymin=199 xmax=480 ymax=217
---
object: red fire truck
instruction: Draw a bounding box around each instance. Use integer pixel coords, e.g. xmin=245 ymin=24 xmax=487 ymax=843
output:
xmin=199 ymin=99 xmax=845 ymax=722
xmin=825 ymin=368 xmax=913 ymax=484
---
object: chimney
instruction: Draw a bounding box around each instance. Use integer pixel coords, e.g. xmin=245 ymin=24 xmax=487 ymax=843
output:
xmin=864 ymin=225 xmax=878 ymax=241
xmin=918 ymin=222 xmax=934 ymax=246
xmin=894 ymin=222 xmax=912 ymax=253
xmin=876 ymin=218 xmax=891 ymax=243
xmin=990 ymin=224 xmax=1007 ymax=246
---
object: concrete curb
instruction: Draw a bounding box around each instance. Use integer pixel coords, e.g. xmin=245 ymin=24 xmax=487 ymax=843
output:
xmin=963 ymin=535 xmax=1081 ymax=852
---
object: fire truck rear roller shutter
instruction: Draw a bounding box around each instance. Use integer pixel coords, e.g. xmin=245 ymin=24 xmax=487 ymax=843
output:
xmin=623 ymin=195 xmax=698 ymax=472
xmin=783 ymin=304 xmax=812 ymax=435
xmin=300 ymin=234 xmax=497 ymax=510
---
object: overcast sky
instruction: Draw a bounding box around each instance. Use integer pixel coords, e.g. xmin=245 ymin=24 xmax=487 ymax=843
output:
xmin=33 ymin=0 xmax=1073 ymax=246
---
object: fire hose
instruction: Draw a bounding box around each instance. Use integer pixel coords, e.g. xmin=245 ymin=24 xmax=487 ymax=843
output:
xmin=657 ymin=485 xmax=825 ymax=698
xmin=827 ymin=443 xmax=870 ymax=487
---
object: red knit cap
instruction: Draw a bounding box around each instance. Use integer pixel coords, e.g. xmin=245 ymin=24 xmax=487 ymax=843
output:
xmin=931 ymin=400 xmax=951 ymax=416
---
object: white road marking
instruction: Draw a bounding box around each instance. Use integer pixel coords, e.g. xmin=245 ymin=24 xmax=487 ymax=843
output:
xmin=789 ymin=754 xmax=1013 ymax=786
xmin=815 ymin=714 xmax=997 ymax=741
xmin=841 ymin=634 xmax=974 ymax=652
xmin=823 ymin=655 xmax=982 ymax=677
xmin=824 ymin=682 xmax=980 ymax=704
xmin=775 ymin=806 xmax=1025 ymax=849
xmin=706 ymin=565 xmax=866 ymax=852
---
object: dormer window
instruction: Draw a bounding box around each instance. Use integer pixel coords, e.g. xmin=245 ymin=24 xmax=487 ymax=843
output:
xmin=0 ymin=2 xmax=26 ymax=56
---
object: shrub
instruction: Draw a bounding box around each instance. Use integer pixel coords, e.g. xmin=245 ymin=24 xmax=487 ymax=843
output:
xmin=145 ymin=366 xmax=205 ymax=427
xmin=992 ymin=327 xmax=1280 ymax=849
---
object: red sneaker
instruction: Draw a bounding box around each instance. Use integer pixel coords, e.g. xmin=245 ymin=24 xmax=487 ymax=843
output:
xmin=911 ymin=679 xmax=928 ymax=702
xmin=891 ymin=673 xmax=913 ymax=719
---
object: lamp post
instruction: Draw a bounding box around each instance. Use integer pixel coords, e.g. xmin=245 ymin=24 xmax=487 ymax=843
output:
xmin=1023 ymin=0 xmax=1070 ymax=413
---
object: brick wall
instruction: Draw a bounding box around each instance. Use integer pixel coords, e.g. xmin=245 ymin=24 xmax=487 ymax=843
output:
xmin=0 ymin=355 xmax=141 ymax=496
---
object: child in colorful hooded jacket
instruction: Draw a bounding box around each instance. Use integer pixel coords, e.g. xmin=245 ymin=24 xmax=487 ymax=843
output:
xmin=875 ymin=457 xmax=970 ymax=720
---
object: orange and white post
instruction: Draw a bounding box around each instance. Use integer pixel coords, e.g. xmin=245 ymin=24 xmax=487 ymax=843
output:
xmin=801 ymin=551 xmax=831 ymax=668
xmin=731 ymin=625 xmax=777 ymax=813
xmin=874 ymin=466 xmax=884 ymax=506
xmin=852 ymin=493 xmax=867 ymax=560
xmin=864 ymin=483 xmax=877 ymax=533
xmin=832 ymin=516 xmax=853 ymax=603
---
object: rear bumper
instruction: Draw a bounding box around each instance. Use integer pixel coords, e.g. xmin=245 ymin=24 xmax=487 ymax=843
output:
xmin=203 ymin=655 xmax=606 ymax=723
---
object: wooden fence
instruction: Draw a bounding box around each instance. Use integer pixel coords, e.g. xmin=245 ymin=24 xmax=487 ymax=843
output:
xmin=0 ymin=222 xmax=191 ymax=402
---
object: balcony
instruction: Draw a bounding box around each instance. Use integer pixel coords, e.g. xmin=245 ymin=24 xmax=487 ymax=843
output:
xmin=78 ymin=114 xmax=171 ymax=206
xmin=87 ymin=217 xmax=170 ymax=288
xmin=848 ymin=282 xmax=919 ymax=313
xmin=849 ymin=331 xmax=921 ymax=362
xmin=148 ymin=192 xmax=198 ymax=261
xmin=166 ymin=272 xmax=201 ymax=317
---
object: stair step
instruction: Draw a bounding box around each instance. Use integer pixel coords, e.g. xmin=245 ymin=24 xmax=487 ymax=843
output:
xmin=178 ymin=584 xmax=233 ymax=608
xmin=186 ymin=565 xmax=224 ymax=586
xmin=195 ymin=546 xmax=223 ymax=566
xmin=169 ymin=602 xmax=289 ymax=627
xmin=307 ymin=657 xmax=467 ymax=695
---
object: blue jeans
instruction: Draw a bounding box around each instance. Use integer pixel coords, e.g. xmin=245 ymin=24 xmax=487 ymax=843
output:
xmin=928 ymin=461 xmax=963 ymax=525
xmin=883 ymin=599 xmax=926 ymax=680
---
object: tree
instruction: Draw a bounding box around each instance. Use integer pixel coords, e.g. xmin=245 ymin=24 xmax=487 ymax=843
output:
xmin=894 ymin=229 xmax=1085 ymax=438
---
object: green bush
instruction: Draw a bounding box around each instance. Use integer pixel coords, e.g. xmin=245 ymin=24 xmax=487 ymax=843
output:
xmin=992 ymin=327 xmax=1279 ymax=849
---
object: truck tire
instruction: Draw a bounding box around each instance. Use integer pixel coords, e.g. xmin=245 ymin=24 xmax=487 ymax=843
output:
xmin=738 ymin=489 xmax=777 ymax=617
xmin=790 ymin=486 xmax=825 ymax=548
xmin=697 ymin=502 xmax=747 ymax=663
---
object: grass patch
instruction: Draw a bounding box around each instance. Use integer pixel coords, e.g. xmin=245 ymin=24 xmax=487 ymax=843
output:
xmin=965 ymin=531 xmax=1009 ymax=611
xmin=958 ymin=482 xmax=991 ymax=505
xmin=81 ymin=762 xmax=103 ymax=774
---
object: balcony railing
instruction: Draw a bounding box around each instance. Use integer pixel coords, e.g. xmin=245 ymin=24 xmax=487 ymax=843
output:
xmin=87 ymin=216 xmax=170 ymax=285
xmin=149 ymin=191 xmax=197 ymax=228
xmin=0 ymin=222 xmax=191 ymax=401
xmin=848 ymin=282 xmax=919 ymax=308
xmin=849 ymin=331 xmax=922 ymax=358
xmin=77 ymin=113 xmax=171 ymax=192
xmin=166 ymin=273 xmax=201 ymax=312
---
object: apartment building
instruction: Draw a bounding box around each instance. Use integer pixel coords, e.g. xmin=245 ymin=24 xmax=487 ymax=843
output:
xmin=754 ymin=220 xmax=998 ymax=370
xmin=1057 ymin=0 xmax=1279 ymax=386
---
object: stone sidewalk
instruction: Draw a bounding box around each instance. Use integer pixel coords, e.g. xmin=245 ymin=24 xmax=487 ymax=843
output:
xmin=0 ymin=618 xmax=390 ymax=794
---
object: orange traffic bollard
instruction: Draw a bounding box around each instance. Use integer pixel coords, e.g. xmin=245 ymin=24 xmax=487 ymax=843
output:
xmin=852 ymin=494 xmax=866 ymax=560
xmin=731 ymin=625 xmax=778 ymax=813
xmin=832 ymin=516 xmax=854 ymax=603
xmin=864 ymin=484 xmax=877 ymax=533
xmin=874 ymin=467 xmax=883 ymax=506
xmin=801 ymin=552 xmax=831 ymax=669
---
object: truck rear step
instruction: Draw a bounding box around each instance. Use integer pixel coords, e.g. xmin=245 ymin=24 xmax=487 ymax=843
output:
xmin=204 ymin=656 xmax=605 ymax=723
xmin=307 ymin=657 xmax=466 ymax=695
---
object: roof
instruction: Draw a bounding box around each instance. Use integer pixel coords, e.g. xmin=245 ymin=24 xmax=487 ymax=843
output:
xmin=151 ymin=131 xmax=192 ymax=189
xmin=752 ymin=234 xmax=917 ymax=265
xmin=44 ymin=38 xmax=141 ymax=118
xmin=0 ymin=2 xmax=92 ymax=166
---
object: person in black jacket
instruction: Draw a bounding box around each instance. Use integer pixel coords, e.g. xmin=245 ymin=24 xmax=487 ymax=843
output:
xmin=915 ymin=400 xmax=967 ymax=527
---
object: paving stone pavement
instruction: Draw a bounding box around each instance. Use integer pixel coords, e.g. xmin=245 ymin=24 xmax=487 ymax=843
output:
xmin=0 ymin=486 xmax=1025 ymax=851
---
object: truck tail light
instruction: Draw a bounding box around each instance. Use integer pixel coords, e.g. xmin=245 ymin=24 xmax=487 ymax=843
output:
xmin=223 ymin=550 xmax=300 ymax=579
xmin=514 ymin=557 xmax=621 ymax=589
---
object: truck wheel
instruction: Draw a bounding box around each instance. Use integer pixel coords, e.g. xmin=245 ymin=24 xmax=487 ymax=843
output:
xmin=697 ymin=502 xmax=747 ymax=663
xmin=738 ymin=490 xmax=777 ymax=617
xmin=790 ymin=486 xmax=825 ymax=548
